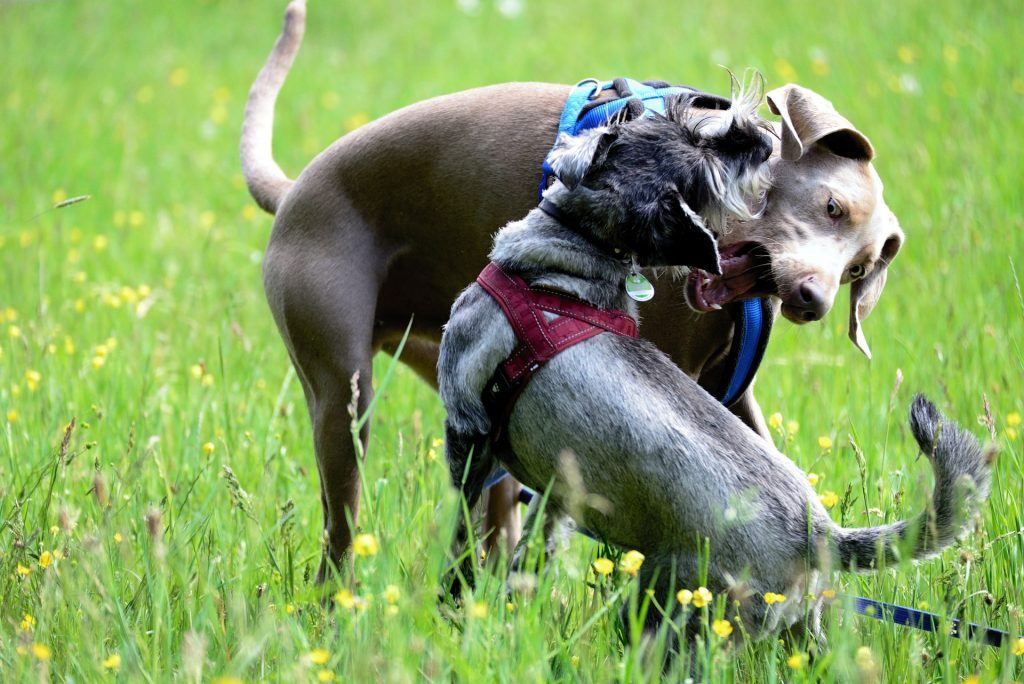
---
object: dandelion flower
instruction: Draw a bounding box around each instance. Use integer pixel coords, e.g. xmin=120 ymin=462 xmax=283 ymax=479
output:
xmin=201 ymin=373 xmax=215 ymax=387
xmin=307 ymin=648 xmax=330 ymax=665
xmin=712 ymin=619 xmax=733 ymax=637
xmin=25 ymin=369 xmax=41 ymax=391
xmin=7 ymin=409 xmax=19 ymax=423
xmin=505 ymin=601 xmax=515 ymax=613
xmin=807 ymin=472 xmax=821 ymax=487
xmin=787 ymin=652 xmax=808 ymax=669
xmin=676 ymin=589 xmax=693 ymax=606
xmin=692 ymin=587 xmax=713 ymax=608
xmin=32 ymin=643 xmax=52 ymax=661
xmin=819 ymin=491 xmax=840 ymax=509
xmin=469 ymin=602 xmax=488 ymax=618
xmin=764 ymin=592 xmax=787 ymax=605
xmin=93 ymin=235 xmax=108 ymax=252
xmin=786 ymin=420 xmax=799 ymax=434
xmin=619 ymin=550 xmax=645 ymax=576
xmin=8 ymin=325 xmax=22 ymax=338
xmin=768 ymin=412 xmax=783 ymax=430
xmin=20 ymin=614 xmax=36 ymax=631
xmin=17 ymin=563 xmax=32 ymax=576
xmin=352 ymin=533 xmax=379 ymax=557
xmin=818 ymin=435 xmax=833 ymax=450
xmin=39 ymin=551 xmax=53 ymax=569
xmin=189 ymin=364 xmax=204 ymax=379
xmin=334 ymin=589 xmax=356 ymax=609
xmin=102 ymin=653 xmax=121 ymax=670
xmin=1007 ymin=412 xmax=1021 ymax=427
xmin=202 ymin=442 xmax=215 ymax=456
xmin=114 ymin=532 xmax=124 ymax=544
xmin=821 ymin=588 xmax=836 ymax=599
xmin=897 ymin=45 xmax=914 ymax=64
xmin=242 ymin=205 xmax=258 ymax=221
xmin=1013 ymin=637 xmax=1024 ymax=656
xmin=383 ymin=585 xmax=400 ymax=604
xmin=1006 ymin=427 xmax=1018 ymax=441
xmin=317 ymin=670 xmax=335 ymax=682
xmin=169 ymin=67 xmax=188 ymax=87
xmin=592 ymin=557 xmax=614 ymax=576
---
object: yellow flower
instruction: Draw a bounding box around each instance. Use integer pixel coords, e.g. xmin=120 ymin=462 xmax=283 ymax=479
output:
xmin=677 ymin=589 xmax=693 ymax=606
xmin=712 ymin=619 xmax=733 ymax=638
xmin=383 ymin=585 xmax=401 ymax=604
xmin=242 ymin=205 xmax=258 ymax=221
xmin=202 ymin=442 xmax=215 ymax=456
xmin=774 ymin=57 xmax=798 ymax=82
xmin=821 ymin=588 xmax=836 ymax=600
xmin=31 ymin=643 xmax=52 ymax=661
xmin=897 ymin=45 xmax=915 ymax=64
xmin=619 ymin=550 xmax=645 ymax=576
xmin=93 ymin=234 xmax=108 ymax=252
xmin=73 ymin=299 xmax=86 ymax=313
xmin=786 ymin=420 xmax=799 ymax=434
xmin=114 ymin=532 xmax=124 ymax=544
xmin=334 ymin=589 xmax=356 ymax=609
xmin=787 ymin=652 xmax=808 ymax=669
xmin=964 ymin=676 xmax=980 ymax=684
xmin=307 ymin=648 xmax=330 ymax=665
xmin=102 ymin=653 xmax=121 ymax=670
xmin=189 ymin=364 xmax=204 ymax=379
xmin=169 ymin=67 xmax=188 ymax=87
xmin=201 ymin=373 xmax=215 ymax=387
xmin=352 ymin=533 xmax=379 ymax=557
xmin=91 ymin=356 xmax=106 ymax=370
xmin=592 ymin=557 xmax=614 ymax=576
xmin=52 ymin=188 xmax=67 ymax=204
xmin=469 ymin=602 xmax=488 ymax=618
xmin=1013 ymin=637 xmax=1024 ymax=656
xmin=1007 ymin=411 xmax=1021 ymax=427
xmin=39 ymin=551 xmax=53 ymax=568
xmin=692 ymin=586 xmax=713 ymax=608
xmin=25 ymin=369 xmax=41 ymax=391
xmin=942 ymin=45 xmax=958 ymax=65
xmin=200 ymin=211 xmax=216 ymax=229
xmin=7 ymin=409 xmax=19 ymax=423
xmin=129 ymin=210 xmax=144 ymax=227
xmin=819 ymin=491 xmax=840 ymax=509
xmin=317 ymin=670 xmax=335 ymax=682
xmin=764 ymin=592 xmax=787 ymax=605
xmin=768 ymin=412 xmax=783 ymax=430
xmin=385 ymin=604 xmax=399 ymax=616
xmin=505 ymin=601 xmax=515 ymax=613
xmin=818 ymin=435 xmax=833 ymax=450
xmin=8 ymin=324 xmax=22 ymax=338
xmin=345 ymin=112 xmax=371 ymax=131
xmin=20 ymin=613 xmax=36 ymax=631
xmin=807 ymin=472 xmax=821 ymax=487
xmin=17 ymin=563 xmax=32 ymax=576
xmin=1007 ymin=427 xmax=1019 ymax=441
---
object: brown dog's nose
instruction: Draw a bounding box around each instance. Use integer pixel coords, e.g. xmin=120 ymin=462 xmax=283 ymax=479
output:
xmin=793 ymin=277 xmax=828 ymax=321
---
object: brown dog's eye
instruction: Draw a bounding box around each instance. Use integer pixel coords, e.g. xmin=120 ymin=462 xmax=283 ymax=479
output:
xmin=826 ymin=197 xmax=843 ymax=218
xmin=849 ymin=263 xmax=866 ymax=279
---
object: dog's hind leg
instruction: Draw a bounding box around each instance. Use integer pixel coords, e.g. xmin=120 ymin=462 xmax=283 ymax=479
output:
xmin=262 ymin=199 xmax=385 ymax=584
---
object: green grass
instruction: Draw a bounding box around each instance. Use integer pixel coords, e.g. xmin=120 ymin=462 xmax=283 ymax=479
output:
xmin=1 ymin=0 xmax=1022 ymax=680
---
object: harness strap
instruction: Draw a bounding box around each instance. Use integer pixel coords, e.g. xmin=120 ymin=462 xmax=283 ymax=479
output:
xmin=476 ymin=262 xmax=637 ymax=443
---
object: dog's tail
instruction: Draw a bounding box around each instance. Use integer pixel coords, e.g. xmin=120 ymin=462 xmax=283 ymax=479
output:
xmin=833 ymin=395 xmax=991 ymax=571
xmin=240 ymin=0 xmax=305 ymax=215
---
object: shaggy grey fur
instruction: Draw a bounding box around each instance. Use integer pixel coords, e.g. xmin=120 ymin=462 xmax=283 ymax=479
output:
xmin=438 ymin=116 xmax=991 ymax=651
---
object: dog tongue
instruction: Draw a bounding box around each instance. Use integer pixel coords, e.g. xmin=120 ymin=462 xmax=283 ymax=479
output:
xmin=703 ymin=251 xmax=758 ymax=306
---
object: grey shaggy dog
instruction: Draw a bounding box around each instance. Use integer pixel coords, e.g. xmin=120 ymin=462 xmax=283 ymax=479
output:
xmin=437 ymin=95 xmax=991 ymax=652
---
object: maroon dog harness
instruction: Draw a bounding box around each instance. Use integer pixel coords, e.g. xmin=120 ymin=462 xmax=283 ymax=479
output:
xmin=476 ymin=261 xmax=638 ymax=441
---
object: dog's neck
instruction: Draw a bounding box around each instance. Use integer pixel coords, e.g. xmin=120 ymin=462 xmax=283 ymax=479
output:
xmin=489 ymin=196 xmax=636 ymax=314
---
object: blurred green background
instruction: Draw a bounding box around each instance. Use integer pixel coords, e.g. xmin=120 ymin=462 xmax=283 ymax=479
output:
xmin=1 ymin=0 xmax=1021 ymax=681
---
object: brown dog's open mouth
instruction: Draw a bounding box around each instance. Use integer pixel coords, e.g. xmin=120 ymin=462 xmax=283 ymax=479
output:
xmin=686 ymin=242 xmax=776 ymax=312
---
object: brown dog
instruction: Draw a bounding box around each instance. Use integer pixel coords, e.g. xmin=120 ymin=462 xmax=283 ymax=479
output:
xmin=242 ymin=1 xmax=903 ymax=580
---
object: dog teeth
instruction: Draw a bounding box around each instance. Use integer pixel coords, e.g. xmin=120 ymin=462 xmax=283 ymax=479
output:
xmin=710 ymin=303 xmax=722 ymax=310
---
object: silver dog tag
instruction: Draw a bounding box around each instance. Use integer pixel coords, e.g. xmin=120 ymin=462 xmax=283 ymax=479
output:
xmin=624 ymin=273 xmax=654 ymax=302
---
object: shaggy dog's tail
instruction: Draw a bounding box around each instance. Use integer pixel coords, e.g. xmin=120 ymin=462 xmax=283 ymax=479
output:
xmin=240 ymin=0 xmax=305 ymax=215
xmin=834 ymin=395 xmax=991 ymax=571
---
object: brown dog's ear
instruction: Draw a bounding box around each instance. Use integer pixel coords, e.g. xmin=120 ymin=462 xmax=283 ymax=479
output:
xmin=545 ymin=126 xmax=617 ymax=190
xmin=849 ymin=226 xmax=903 ymax=358
xmin=766 ymin=84 xmax=875 ymax=162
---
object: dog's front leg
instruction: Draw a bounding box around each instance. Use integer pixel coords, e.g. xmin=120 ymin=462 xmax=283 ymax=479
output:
xmin=443 ymin=421 xmax=492 ymax=596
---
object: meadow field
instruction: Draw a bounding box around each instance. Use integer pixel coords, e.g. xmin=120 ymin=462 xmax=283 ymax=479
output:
xmin=1 ymin=0 xmax=1022 ymax=680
